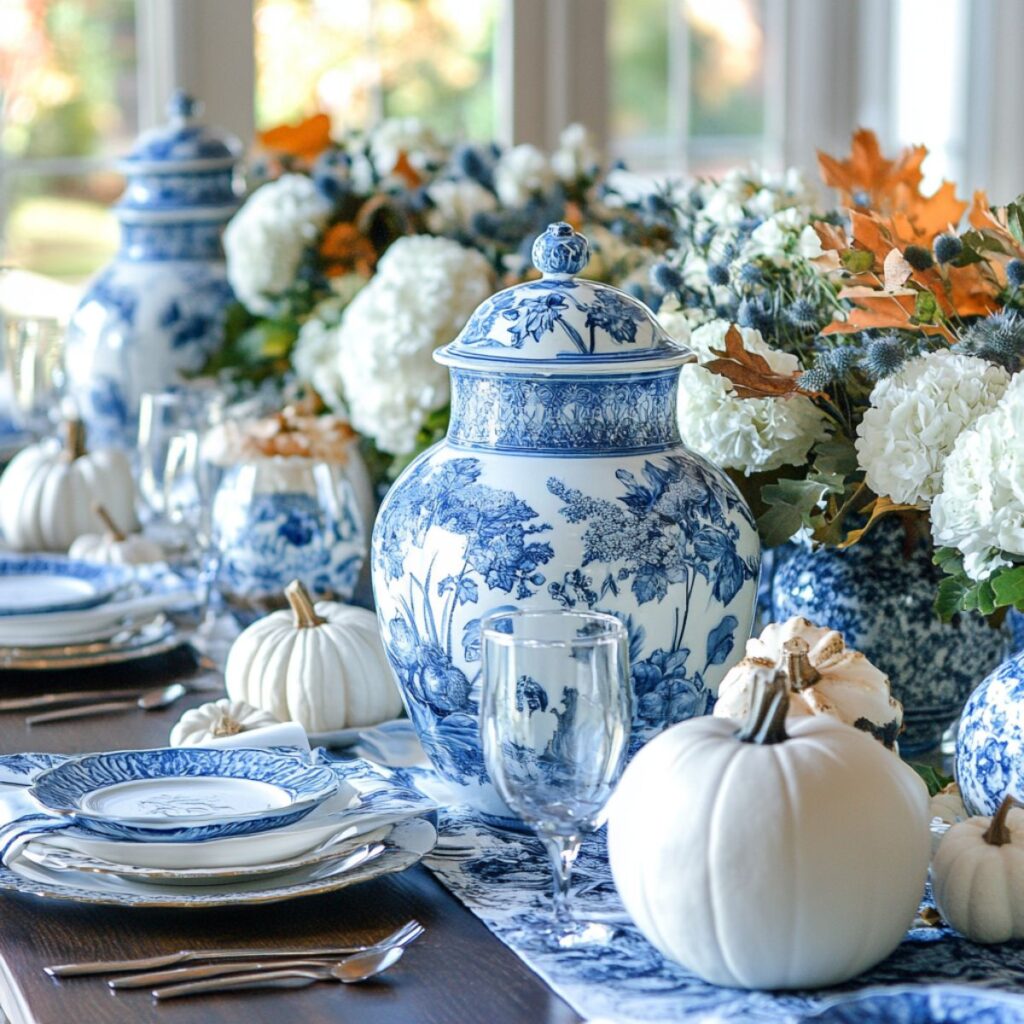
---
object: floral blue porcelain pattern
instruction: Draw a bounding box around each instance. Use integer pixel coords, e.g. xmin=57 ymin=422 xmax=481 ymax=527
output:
xmin=956 ymin=651 xmax=1024 ymax=816
xmin=772 ymin=520 xmax=1008 ymax=754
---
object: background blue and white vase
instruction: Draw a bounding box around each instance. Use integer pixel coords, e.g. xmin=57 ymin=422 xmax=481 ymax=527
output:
xmin=772 ymin=518 xmax=1008 ymax=755
xmin=213 ymin=457 xmax=366 ymax=620
xmin=372 ymin=223 xmax=760 ymax=826
xmin=956 ymin=650 xmax=1024 ymax=816
xmin=64 ymin=92 xmax=241 ymax=447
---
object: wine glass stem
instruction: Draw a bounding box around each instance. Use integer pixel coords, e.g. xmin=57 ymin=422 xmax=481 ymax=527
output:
xmin=542 ymin=833 xmax=581 ymax=929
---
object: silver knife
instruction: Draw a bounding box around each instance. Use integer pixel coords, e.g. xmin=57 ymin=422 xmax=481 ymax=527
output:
xmin=0 ymin=688 xmax=148 ymax=712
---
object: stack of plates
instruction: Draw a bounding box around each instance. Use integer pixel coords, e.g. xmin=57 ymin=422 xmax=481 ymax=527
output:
xmin=0 ymin=555 xmax=197 ymax=669
xmin=0 ymin=747 xmax=437 ymax=908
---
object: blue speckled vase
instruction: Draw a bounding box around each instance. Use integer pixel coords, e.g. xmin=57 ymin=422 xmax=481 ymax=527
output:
xmin=65 ymin=92 xmax=241 ymax=447
xmin=772 ymin=518 xmax=1008 ymax=755
xmin=371 ymin=223 xmax=760 ymax=826
xmin=956 ymin=651 xmax=1024 ymax=816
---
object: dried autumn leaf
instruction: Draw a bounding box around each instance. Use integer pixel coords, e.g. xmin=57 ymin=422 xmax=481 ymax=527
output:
xmin=258 ymin=113 xmax=332 ymax=162
xmin=900 ymin=180 xmax=968 ymax=242
xmin=883 ymin=248 xmax=913 ymax=291
xmin=822 ymin=289 xmax=954 ymax=340
xmin=319 ymin=222 xmax=377 ymax=278
xmin=704 ymin=325 xmax=803 ymax=399
xmin=837 ymin=495 xmax=924 ymax=549
xmin=818 ymin=129 xmax=927 ymax=211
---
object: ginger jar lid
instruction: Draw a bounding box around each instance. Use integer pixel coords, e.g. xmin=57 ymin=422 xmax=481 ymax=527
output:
xmin=436 ymin=222 xmax=693 ymax=374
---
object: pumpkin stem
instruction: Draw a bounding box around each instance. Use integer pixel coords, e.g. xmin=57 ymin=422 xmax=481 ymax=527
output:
xmin=735 ymin=668 xmax=790 ymax=745
xmin=212 ymin=715 xmax=244 ymax=738
xmin=983 ymin=795 xmax=1019 ymax=847
xmin=285 ymin=579 xmax=326 ymax=629
xmin=63 ymin=419 xmax=87 ymax=462
xmin=781 ymin=637 xmax=820 ymax=691
xmin=92 ymin=502 xmax=126 ymax=542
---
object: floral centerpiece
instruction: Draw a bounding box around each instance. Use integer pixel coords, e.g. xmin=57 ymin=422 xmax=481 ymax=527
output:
xmin=211 ymin=115 xmax=673 ymax=479
xmin=648 ymin=130 xmax=1024 ymax=624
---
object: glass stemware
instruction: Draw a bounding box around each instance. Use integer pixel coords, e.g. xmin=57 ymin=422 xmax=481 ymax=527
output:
xmin=1 ymin=313 xmax=66 ymax=437
xmin=480 ymin=609 xmax=632 ymax=949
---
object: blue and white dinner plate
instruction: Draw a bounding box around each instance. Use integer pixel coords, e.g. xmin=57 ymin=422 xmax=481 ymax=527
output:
xmin=29 ymin=748 xmax=339 ymax=842
xmin=803 ymin=985 xmax=1024 ymax=1022
xmin=0 ymin=556 xmax=131 ymax=616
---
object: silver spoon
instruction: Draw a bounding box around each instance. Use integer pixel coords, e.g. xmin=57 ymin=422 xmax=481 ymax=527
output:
xmin=26 ymin=683 xmax=188 ymax=725
xmin=152 ymin=945 xmax=405 ymax=1000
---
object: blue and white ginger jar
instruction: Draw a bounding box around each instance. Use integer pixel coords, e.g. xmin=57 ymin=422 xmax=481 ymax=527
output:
xmin=371 ymin=222 xmax=760 ymax=825
xmin=956 ymin=650 xmax=1024 ymax=816
xmin=772 ymin=518 xmax=1008 ymax=755
xmin=65 ymin=92 xmax=241 ymax=447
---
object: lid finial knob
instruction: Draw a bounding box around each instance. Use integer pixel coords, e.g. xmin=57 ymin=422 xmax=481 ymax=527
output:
xmin=167 ymin=89 xmax=201 ymax=122
xmin=532 ymin=222 xmax=589 ymax=277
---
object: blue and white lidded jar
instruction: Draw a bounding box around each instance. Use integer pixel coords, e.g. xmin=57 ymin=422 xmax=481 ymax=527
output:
xmin=372 ymin=222 xmax=760 ymax=825
xmin=209 ymin=413 xmax=371 ymax=619
xmin=65 ymin=91 xmax=242 ymax=447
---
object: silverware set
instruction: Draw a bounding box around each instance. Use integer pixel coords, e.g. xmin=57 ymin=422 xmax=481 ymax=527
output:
xmin=45 ymin=918 xmax=423 ymax=999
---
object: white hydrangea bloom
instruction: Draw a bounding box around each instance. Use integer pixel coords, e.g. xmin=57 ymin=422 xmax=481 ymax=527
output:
xmin=292 ymin=297 xmax=351 ymax=412
xmin=932 ymin=373 xmax=1024 ymax=580
xmin=369 ymin=117 xmax=444 ymax=175
xmin=323 ymin=236 xmax=494 ymax=455
xmin=677 ymin=320 xmax=830 ymax=474
xmin=550 ymin=123 xmax=601 ymax=182
xmin=224 ymin=174 xmax=332 ymax=316
xmin=424 ymin=179 xmax=497 ymax=233
xmin=493 ymin=144 xmax=554 ymax=206
xmin=855 ymin=350 xmax=1010 ymax=507
xmin=653 ymin=296 xmax=712 ymax=348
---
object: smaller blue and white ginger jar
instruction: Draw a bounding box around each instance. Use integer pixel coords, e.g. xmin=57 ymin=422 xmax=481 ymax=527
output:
xmin=956 ymin=650 xmax=1024 ymax=816
xmin=213 ymin=457 xmax=366 ymax=620
xmin=65 ymin=91 xmax=242 ymax=447
xmin=372 ymin=222 xmax=760 ymax=826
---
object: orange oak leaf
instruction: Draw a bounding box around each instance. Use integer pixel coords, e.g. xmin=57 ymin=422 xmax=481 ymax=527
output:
xmin=822 ymin=289 xmax=954 ymax=340
xmin=900 ymin=180 xmax=968 ymax=242
xmin=704 ymin=325 xmax=802 ymax=399
xmin=838 ymin=495 xmax=924 ymax=549
xmin=259 ymin=113 xmax=332 ymax=162
xmin=319 ymin=222 xmax=377 ymax=278
xmin=818 ymin=129 xmax=927 ymax=211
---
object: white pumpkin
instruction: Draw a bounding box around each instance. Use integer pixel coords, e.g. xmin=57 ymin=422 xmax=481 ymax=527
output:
xmin=609 ymin=668 xmax=930 ymax=990
xmin=225 ymin=579 xmax=403 ymax=731
xmin=932 ymin=796 xmax=1024 ymax=943
xmin=0 ymin=421 xmax=136 ymax=552
xmin=714 ymin=616 xmax=903 ymax=749
xmin=170 ymin=699 xmax=280 ymax=747
xmin=68 ymin=504 xmax=165 ymax=565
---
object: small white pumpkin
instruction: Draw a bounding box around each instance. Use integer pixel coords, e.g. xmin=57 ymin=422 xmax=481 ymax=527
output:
xmin=714 ymin=616 xmax=903 ymax=749
xmin=0 ymin=420 xmax=136 ymax=552
xmin=932 ymin=796 xmax=1024 ymax=943
xmin=68 ymin=504 xmax=165 ymax=565
xmin=609 ymin=668 xmax=930 ymax=990
xmin=170 ymin=699 xmax=280 ymax=747
xmin=225 ymin=579 xmax=403 ymax=731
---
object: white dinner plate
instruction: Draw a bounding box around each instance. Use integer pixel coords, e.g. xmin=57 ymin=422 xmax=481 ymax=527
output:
xmin=0 ymin=557 xmax=130 ymax=616
xmin=0 ymin=817 xmax=436 ymax=908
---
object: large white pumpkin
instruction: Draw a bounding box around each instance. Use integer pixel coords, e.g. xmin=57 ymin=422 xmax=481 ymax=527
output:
xmin=225 ymin=580 xmax=403 ymax=731
xmin=0 ymin=421 xmax=136 ymax=551
xmin=608 ymin=669 xmax=930 ymax=990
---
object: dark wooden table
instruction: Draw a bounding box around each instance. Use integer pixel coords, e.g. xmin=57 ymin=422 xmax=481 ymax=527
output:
xmin=0 ymin=648 xmax=582 ymax=1024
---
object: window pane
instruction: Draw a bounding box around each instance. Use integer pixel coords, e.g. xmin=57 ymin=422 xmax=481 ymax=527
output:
xmin=254 ymin=0 xmax=500 ymax=139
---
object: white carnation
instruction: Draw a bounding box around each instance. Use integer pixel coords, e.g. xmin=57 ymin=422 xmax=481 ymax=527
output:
xmin=328 ymin=236 xmax=493 ymax=455
xmin=550 ymin=123 xmax=600 ymax=182
xmin=493 ymin=144 xmax=554 ymax=206
xmin=932 ymin=373 xmax=1024 ymax=580
xmin=224 ymin=174 xmax=332 ymax=316
xmin=678 ymin=320 xmax=829 ymax=474
xmin=855 ymin=350 xmax=1010 ymax=507
xmin=424 ymin=179 xmax=497 ymax=233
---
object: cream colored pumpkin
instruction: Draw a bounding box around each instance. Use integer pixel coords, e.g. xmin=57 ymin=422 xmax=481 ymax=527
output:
xmin=714 ymin=616 xmax=903 ymax=748
xmin=609 ymin=668 xmax=930 ymax=990
xmin=225 ymin=580 xmax=403 ymax=731
xmin=0 ymin=421 xmax=136 ymax=552
xmin=932 ymin=796 xmax=1024 ymax=943
xmin=68 ymin=504 xmax=165 ymax=565
xmin=170 ymin=699 xmax=280 ymax=747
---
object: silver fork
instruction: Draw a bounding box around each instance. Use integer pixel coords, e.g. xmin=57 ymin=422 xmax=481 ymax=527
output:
xmin=46 ymin=918 xmax=422 ymax=977
xmin=110 ymin=921 xmax=424 ymax=989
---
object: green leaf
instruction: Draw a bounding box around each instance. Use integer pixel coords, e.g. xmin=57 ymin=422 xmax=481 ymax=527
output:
xmin=841 ymin=250 xmax=874 ymax=273
xmin=932 ymin=546 xmax=965 ymax=572
xmin=990 ymin=565 xmax=1024 ymax=610
xmin=756 ymin=477 xmax=831 ymax=547
xmin=913 ymin=290 xmax=938 ymax=323
xmin=811 ymin=438 xmax=859 ymax=479
xmin=910 ymin=762 xmax=953 ymax=797
xmin=238 ymin=321 xmax=298 ymax=362
xmin=934 ymin=573 xmax=972 ymax=622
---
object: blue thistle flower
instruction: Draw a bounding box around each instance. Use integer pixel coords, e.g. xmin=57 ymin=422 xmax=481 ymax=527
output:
xmin=737 ymin=295 xmax=773 ymax=334
xmin=817 ymin=347 xmax=858 ymax=381
xmin=452 ymin=144 xmax=493 ymax=187
xmin=312 ymin=150 xmax=353 ymax=203
xmin=784 ymin=298 xmax=820 ymax=332
xmin=651 ymin=263 xmax=683 ymax=293
xmin=1008 ymin=259 xmax=1024 ymax=290
xmin=852 ymin=189 xmax=871 ymax=207
xmin=862 ymin=335 xmax=907 ymax=379
xmin=697 ymin=226 xmax=716 ymax=248
xmin=737 ymin=263 xmax=764 ymax=287
xmin=797 ymin=367 xmax=832 ymax=392
xmin=707 ymin=263 xmax=730 ymax=286
xmin=903 ymin=245 xmax=934 ymax=271
xmin=643 ymin=193 xmax=672 ymax=217
xmin=959 ymin=310 xmax=1024 ymax=369
xmin=933 ymin=234 xmax=963 ymax=264
xmin=738 ymin=216 xmax=763 ymax=234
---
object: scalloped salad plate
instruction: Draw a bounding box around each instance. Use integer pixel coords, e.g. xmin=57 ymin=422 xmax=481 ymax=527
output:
xmin=0 ymin=557 xmax=130 ymax=616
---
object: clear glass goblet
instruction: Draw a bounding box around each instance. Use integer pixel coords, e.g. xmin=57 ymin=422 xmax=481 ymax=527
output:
xmin=480 ymin=609 xmax=632 ymax=949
